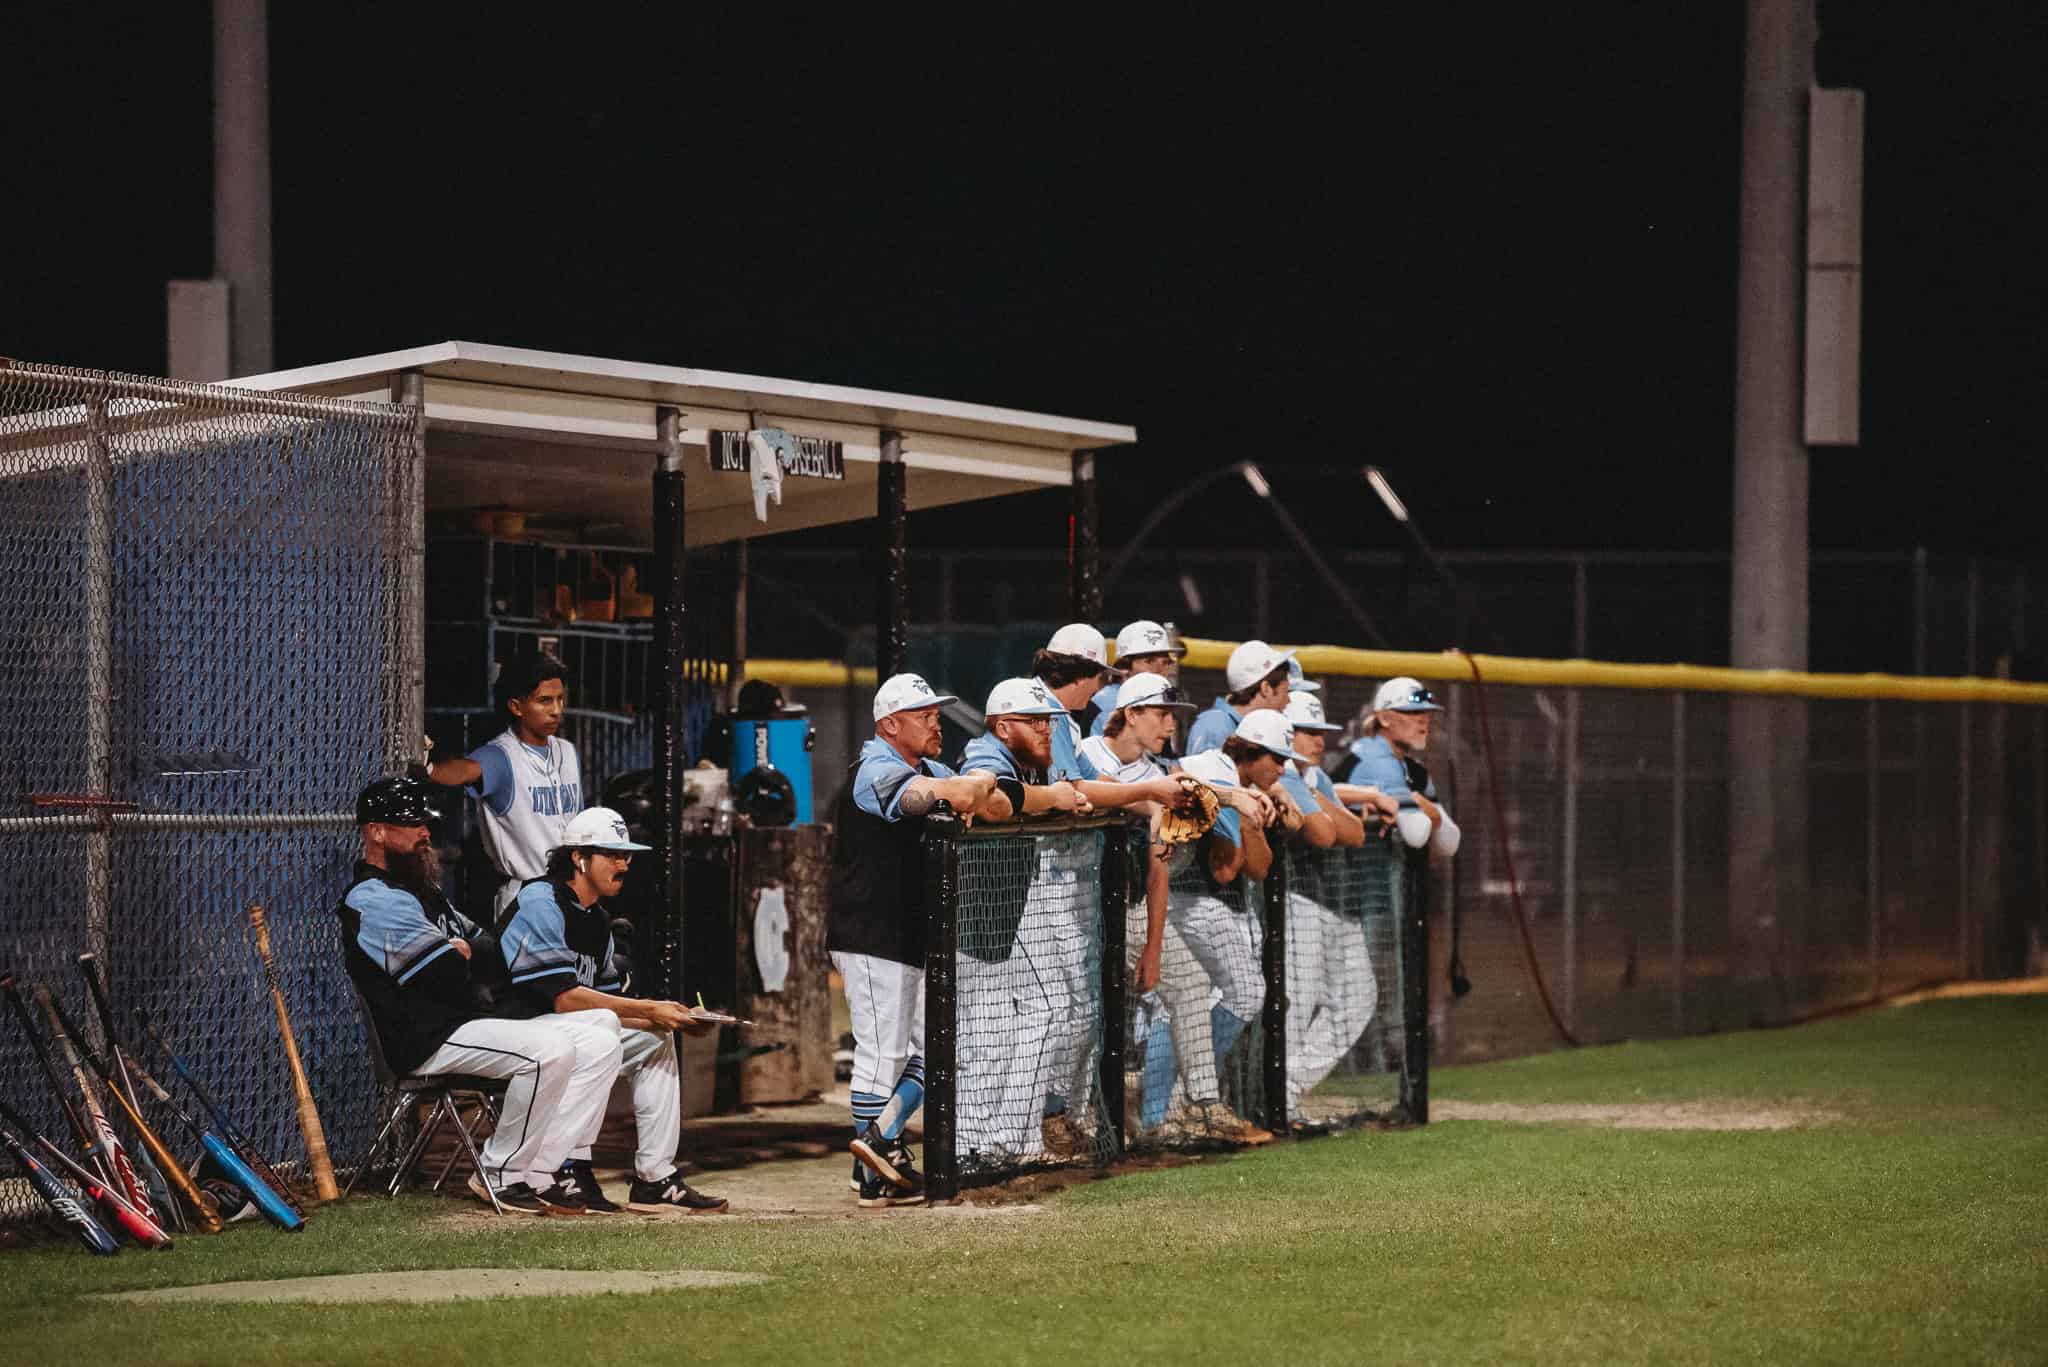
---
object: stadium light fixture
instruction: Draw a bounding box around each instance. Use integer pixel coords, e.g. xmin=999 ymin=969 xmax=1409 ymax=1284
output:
xmin=1238 ymin=461 xmax=1271 ymax=498
xmin=1363 ymin=466 xmax=1409 ymax=523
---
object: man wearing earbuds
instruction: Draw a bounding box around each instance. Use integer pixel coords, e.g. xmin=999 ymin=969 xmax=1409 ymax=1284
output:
xmin=496 ymin=806 xmax=730 ymax=1215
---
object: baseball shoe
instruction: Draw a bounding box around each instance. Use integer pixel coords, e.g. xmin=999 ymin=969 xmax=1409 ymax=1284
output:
xmin=467 ymin=1172 xmax=547 ymax=1215
xmin=555 ymin=1159 xmax=622 ymax=1215
xmin=1198 ymin=1101 xmax=1276 ymax=1146
xmin=849 ymin=1158 xmax=863 ymax=1194
xmin=626 ymin=1170 xmax=730 ymax=1215
xmin=857 ymin=1169 xmax=924 ymax=1209
xmin=850 ymin=1121 xmax=908 ymax=1189
xmin=1041 ymin=1109 xmax=1087 ymax=1158
xmin=532 ymin=1179 xmax=589 ymax=1215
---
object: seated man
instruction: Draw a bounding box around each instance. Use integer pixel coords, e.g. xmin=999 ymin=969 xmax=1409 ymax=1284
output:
xmin=497 ymin=806 xmax=729 ymax=1215
xmin=958 ymin=677 xmax=1192 ymax=1158
xmin=338 ymin=777 xmax=622 ymax=1216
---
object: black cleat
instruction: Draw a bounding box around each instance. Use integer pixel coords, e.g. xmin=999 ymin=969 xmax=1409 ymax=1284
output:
xmin=626 ymin=1170 xmax=730 ymax=1215
xmin=467 ymin=1173 xmax=547 ymax=1216
xmin=857 ymin=1168 xmax=925 ymax=1208
xmin=850 ymin=1122 xmax=908 ymax=1189
xmin=556 ymin=1160 xmax=622 ymax=1214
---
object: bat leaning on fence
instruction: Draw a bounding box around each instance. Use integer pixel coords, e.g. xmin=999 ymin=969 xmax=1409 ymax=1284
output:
xmin=0 ymin=1097 xmax=172 ymax=1249
xmin=38 ymin=987 xmax=223 ymax=1235
xmin=111 ymin=1038 xmax=304 ymax=1231
xmin=0 ymin=1113 xmax=120 ymax=1255
xmin=246 ymin=903 xmax=339 ymax=1202
xmin=2 ymin=974 xmax=116 ymax=1188
xmin=133 ymin=1008 xmax=306 ymax=1219
xmin=23 ymin=982 xmax=169 ymax=1232
xmin=68 ymin=953 xmax=186 ymax=1231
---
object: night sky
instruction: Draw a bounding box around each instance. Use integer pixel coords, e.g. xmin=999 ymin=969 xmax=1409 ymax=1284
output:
xmin=8 ymin=5 xmax=2045 ymax=556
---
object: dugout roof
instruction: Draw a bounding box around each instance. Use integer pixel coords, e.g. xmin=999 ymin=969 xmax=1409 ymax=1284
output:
xmin=229 ymin=341 xmax=1137 ymax=547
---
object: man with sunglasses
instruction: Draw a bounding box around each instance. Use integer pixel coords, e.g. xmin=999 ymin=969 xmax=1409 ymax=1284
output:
xmin=495 ymin=806 xmax=730 ymax=1215
xmin=1338 ymin=677 xmax=1463 ymax=856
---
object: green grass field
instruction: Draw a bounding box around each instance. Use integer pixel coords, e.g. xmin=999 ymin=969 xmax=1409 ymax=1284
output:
xmin=6 ymin=996 xmax=2044 ymax=1367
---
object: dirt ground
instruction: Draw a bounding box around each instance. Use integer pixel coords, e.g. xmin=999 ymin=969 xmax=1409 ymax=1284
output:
xmin=1430 ymin=1100 xmax=1837 ymax=1130
xmin=94 ymin=1269 xmax=769 ymax=1306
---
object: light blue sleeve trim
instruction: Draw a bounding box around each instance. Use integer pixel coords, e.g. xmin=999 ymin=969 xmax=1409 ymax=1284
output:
xmin=346 ymin=881 xmax=454 ymax=981
xmin=470 ymin=742 xmax=516 ymax=817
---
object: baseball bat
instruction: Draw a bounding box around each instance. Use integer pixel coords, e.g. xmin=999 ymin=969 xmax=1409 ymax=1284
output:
xmin=31 ymin=984 xmax=163 ymax=1230
xmin=73 ymin=954 xmax=195 ymax=1232
xmin=0 ymin=1097 xmax=172 ymax=1249
xmin=0 ymin=1117 xmax=119 ymax=1255
xmin=113 ymin=1041 xmax=303 ymax=1232
xmin=246 ymin=904 xmax=338 ymax=1202
xmin=134 ymin=1008 xmax=305 ymax=1218
xmin=1 ymin=974 xmax=113 ymax=1186
xmin=40 ymin=988 xmax=222 ymax=1235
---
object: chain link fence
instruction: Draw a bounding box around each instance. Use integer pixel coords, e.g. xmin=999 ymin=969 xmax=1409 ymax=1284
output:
xmin=1179 ymin=660 xmax=2048 ymax=1067
xmin=0 ymin=361 xmax=421 ymax=1222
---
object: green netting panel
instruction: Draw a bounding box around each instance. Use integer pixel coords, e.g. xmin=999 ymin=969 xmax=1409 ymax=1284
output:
xmin=1286 ymin=839 xmax=1409 ymax=1125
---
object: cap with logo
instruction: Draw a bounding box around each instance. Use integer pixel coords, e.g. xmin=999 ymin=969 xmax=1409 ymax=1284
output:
xmin=1113 ymin=619 xmax=1183 ymax=662
xmin=355 ymin=776 xmax=439 ymax=827
xmin=1045 ymin=623 xmax=1109 ymax=666
xmin=1225 ymin=639 xmax=1297 ymax=692
xmin=872 ymin=672 xmax=959 ymax=721
xmin=560 ymin=805 xmax=652 ymax=852
xmin=1285 ymin=656 xmax=1321 ymax=694
xmin=1113 ymin=672 xmax=1194 ymax=712
xmin=985 ymin=677 xmax=1068 ymax=717
xmin=1233 ymin=709 xmax=1310 ymax=762
xmin=1283 ymin=692 xmax=1341 ymax=732
xmin=1372 ymin=676 xmax=1444 ymax=714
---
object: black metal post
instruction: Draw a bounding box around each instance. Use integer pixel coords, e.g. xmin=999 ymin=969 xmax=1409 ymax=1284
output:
xmin=877 ymin=430 xmax=909 ymax=679
xmin=649 ymin=406 xmax=688 ymax=1000
xmin=1260 ymin=852 xmax=1289 ymax=1135
xmin=1399 ymin=849 xmax=1430 ymax=1124
xmin=1097 ymin=820 xmax=1130 ymax=1157
xmin=1070 ymin=449 xmax=1102 ymax=621
xmin=921 ymin=804 xmax=962 ymax=1203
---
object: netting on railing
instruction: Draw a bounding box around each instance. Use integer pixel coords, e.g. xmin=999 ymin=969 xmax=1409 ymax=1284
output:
xmin=1284 ymin=838 xmax=1411 ymax=1127
xmin=0 ymin=362 xmax=421 ymax=1223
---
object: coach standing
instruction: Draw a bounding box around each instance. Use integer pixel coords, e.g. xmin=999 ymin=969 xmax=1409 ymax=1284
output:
xmin=1338 ymin=676 xmax=1463 ymax=856
xmin=829 ymin=673 xmax=1003 ymax=1207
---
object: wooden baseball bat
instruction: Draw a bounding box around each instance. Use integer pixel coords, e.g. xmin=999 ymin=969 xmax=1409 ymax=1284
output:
xmin=39 ymin=987 xmax=222 ymax=1234
xmin=246 ymin=904 xmax=338 ymax=1202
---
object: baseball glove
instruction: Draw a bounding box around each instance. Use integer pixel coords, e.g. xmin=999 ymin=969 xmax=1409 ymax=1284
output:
xmin=1156 ymin=775 xmax=1221 ymax=845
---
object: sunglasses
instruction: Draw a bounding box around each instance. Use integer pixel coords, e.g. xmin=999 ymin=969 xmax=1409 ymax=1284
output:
xmin=1130 ymin=685 xmax=1187 ymax=708
xmin=1397 ymin=688 xmax=1438 ymax=708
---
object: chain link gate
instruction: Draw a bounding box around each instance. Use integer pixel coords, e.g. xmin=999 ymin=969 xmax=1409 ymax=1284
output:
xmin=0 ymin=361 xmax=422 ymax=1223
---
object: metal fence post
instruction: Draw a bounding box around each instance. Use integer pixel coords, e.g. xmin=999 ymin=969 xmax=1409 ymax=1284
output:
xmin=82 ymin=391 xmax=113 ymax=975
xmin=1399 ymin=849 xmax=1430 ymax=1125
xmin=1259 ymin=852 xmax=1288 ymax=1136
xmin=1866 ymin=699 xmax=1882 ymax=996
xmin=1958 ymin=704 xmax=1973 ymax=977
xmin=877 ymin=431 xmax=908 ymax=680
xmin=1562 ymin=686 xmax=1581 ymax=1034
xmin=390 ymin=372 xmax=428 ymax=765
xmin=650 ymin=406 xmax=688 ymax=1000
xmin=1069 ymin=450 xmax=1101 ymax=621
xmin=921 ymin=806 xmax=963 ymax=1203
xmin=1671 ymin=692 xmax=1687 ymax=1034
xmin=1097 ymin=822 xmax=1129 ymax=1157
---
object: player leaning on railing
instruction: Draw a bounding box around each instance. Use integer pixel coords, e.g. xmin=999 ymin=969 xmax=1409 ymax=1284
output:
xmin=1337 ymin=677 xmax=1462 ymax=857
xmin=828 ymin=673 xmax=1004 ymax=1208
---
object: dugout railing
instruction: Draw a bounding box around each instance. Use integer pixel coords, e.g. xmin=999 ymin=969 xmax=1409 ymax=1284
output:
xmin=919 ymin=806 xmax=1427 ymax=1200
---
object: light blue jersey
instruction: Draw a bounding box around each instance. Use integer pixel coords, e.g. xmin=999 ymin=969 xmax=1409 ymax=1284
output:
xmin=853 ymin=736 xmax=957 ymax=822
xmin=344 ymin=879 xmax=457 ymax=985
xmin=1049 ymin=714 xmax=1098 ymax=782
xmin=957 ymin=732 xmax=1024 ymax=782
xmin=1086 ymin=682 xmax=1120 ymax=737
xmin=1341 ymin=733 xmax=1433 ymax=809
xmin=469 ymin=729 xmax=583 ymax=911
xmin=1184 ymin=698 xmax=1240 ymax=757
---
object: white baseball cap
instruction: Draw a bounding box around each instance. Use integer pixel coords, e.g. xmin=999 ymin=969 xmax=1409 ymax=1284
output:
xmin=984 ymin=676 xmax=1067 ymax=717
xmin=1113 ymin=620 xmax=1182 ymax=662
xmin=1372 ymin=676 xmax=1445 ymax=713
xmin=1045 ymin=623 xmax=1109 ymax=666
xmin=1286 ymin=656 xmax=1321 ymax=693
xmin=1113 ymin=672 xmax=1194 ymax=712
xmin=872 ymin=672 xmax=958 ymax=721
xmin=1177 ymin=748 xmax=1238 ymax=789
xmin=1225 ymin=639 xmax=1296 ymax=692
xmin=1283 ymin=692 xmax=1340 ymax=732
xmin=560 ymin=806 xmax=651 ymax=852
xmin=1233 ymin=709 xmax=1310 ymax=762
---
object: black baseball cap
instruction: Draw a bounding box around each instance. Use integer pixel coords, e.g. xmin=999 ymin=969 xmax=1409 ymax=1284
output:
xmin=355 ymin=777 xmax=439 ymax=827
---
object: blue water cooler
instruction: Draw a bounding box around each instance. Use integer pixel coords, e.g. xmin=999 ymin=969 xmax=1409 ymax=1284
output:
xmin=727 ymin=712 xmax=816 ymax=825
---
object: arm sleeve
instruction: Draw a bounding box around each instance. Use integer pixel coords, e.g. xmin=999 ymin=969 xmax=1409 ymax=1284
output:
xmin=1431 ymin=807 xmax=1462 ymax=856
xmin=498 ymin=882 xmax=579 ymax=1007
xmin=1211 ymin=805 xmax=1243 ymax=847
xmin=468 ymin=743 xmax=516 ymax=818
xmin=347 ymin=882 xmax=459 ymax=985
xmin=1395 ymin=808 xmax=1433 ymax=848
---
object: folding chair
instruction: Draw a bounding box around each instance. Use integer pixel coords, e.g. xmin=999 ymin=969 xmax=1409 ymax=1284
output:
xmin=344 ymin=985 xmax=509 ymax=1214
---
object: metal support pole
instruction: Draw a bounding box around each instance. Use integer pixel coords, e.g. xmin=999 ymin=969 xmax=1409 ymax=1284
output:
xmin=876 ymin=430 xmax=908 ymax=680
xmin=1259 ymin=855 xmax=1288 ymax=1136
xmin=390 ymin=372 xmax=427 ymax=766
xmin=1958 ymin=705 xmax=1973 ymax=977
xmin=1572 ymin=555 xmax=1589 ymax=656
xmin=731 ymin=538 xmax=749 ymax=705
xmin=650 ymin=406 xmax=688 ymax=1000
xmin=1562 ymin=686 xmax=1581 ymax=1033
xmin=1069 ymin=450 xmax=1102 ymax=621
xmin=1866 ymin=700 xmax=1882 ymax=996
xmin=1671 ymin=692 xmax=1687 ymax=1034
xmin=83 ymin=394 xmax=113 ymax=973
xmin=1097 ymin=822 xmax=1129 ymax=1157
xmin=213 ymin=0 xmax=273 ymax=376
xmin=922 ymin=808 xmax=963 ymax=1203
xmin=1253 ymin=553 xmax=1271 ymax=642
xmin=1398 ymin=851 xmax=1430 ymax=1125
